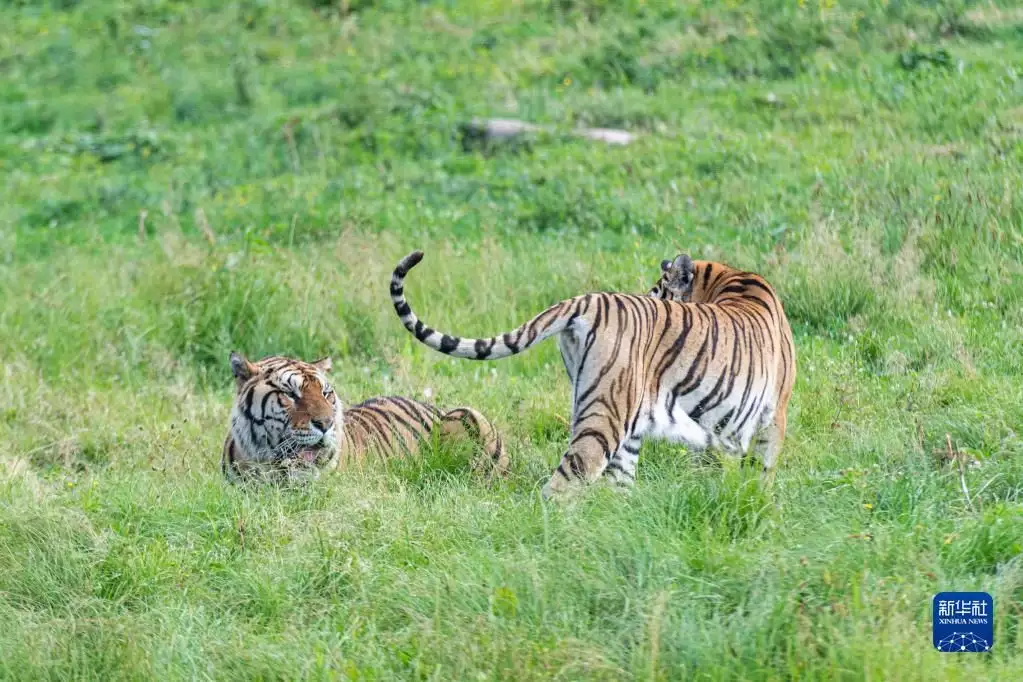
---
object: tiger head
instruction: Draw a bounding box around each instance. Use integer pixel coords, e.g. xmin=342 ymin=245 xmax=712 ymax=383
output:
xmin=227 ymin=352 xmax=341 ymax=477
xmin=648 ymin=253 xmax=696 ymax=302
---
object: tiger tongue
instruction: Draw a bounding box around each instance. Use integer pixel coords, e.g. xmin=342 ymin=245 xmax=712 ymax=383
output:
xmin=299 ymin=448 xmax=319 ymax=463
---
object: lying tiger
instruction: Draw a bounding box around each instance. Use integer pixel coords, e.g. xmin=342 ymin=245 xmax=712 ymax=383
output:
xmin=390 ymin=251 xmax=795 ymax=498
xmin=221 ymin=352 xmax=507 ymax=482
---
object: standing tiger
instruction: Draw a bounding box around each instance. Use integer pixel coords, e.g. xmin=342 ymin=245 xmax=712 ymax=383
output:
xmin=222 ymin=352 xmax=507 ymax=482
xmin=389 ymin=251 xmax=795 ymax=498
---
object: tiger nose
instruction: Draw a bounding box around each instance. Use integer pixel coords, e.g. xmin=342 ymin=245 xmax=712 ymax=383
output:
xmin=311 ymin=417 xmax=333 ymax=433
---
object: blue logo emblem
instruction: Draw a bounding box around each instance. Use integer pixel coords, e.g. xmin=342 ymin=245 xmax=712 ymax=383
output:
xmin=933 ymin=592 xmax=993 ymax=652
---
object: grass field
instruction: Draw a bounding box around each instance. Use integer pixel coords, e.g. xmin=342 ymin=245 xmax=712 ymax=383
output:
xmin=2 ymin=0 xmax=1023 ymax=679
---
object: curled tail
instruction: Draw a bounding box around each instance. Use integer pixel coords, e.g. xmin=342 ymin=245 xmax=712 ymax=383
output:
xmin=390 ymin=250 xmax=573 ymax=360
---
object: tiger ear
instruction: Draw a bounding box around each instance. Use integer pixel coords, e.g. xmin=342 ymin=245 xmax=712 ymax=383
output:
xmin=660 ymin=259 xmax=672 ymax=272
xmin=230 ymin=351 xmax=257 ymax=384
xmin=669 ymin=254 xmax=694 ymax=281
xmin=312 ymin=357 xmax=332 ymax=373
xmin=671 ymin=253 xmax=692 ymax=271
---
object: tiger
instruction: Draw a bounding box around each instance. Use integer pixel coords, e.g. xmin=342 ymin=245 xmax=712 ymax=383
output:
xmin=389 ymin=250 xmax=795 ymax=499
xmin=221 ymin=352 xmax=507 ymax=482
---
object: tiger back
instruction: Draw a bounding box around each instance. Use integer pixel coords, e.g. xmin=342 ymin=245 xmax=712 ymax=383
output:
xmin=389 ymin=250 xmax=795 ymax=498
xmin=222 ymin=352 xmax=507 ymax=482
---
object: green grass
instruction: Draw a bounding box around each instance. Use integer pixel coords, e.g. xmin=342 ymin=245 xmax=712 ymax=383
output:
xmin=2 ymin=0 xmax=1023 ymax=678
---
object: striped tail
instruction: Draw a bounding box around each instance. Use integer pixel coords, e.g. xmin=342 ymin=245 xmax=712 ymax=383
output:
xmin=390 ymin=250 xmax=572 ymax=360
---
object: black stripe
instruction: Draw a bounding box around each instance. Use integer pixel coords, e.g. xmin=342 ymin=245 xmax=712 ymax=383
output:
xmin=502 ymin=333 xmax=519 ymax=353
xmin=667 ymin=326 xmax=711 ymax=409
xmin=389 ymin=397 xmax=436 ymax=430
xmin=737 ymin=277 xmax=776 ymax=297
xmin=713 ymin=408 xmax=735 ymax=435
xmin=222 ymin=439 xmax=236 ymax=477
xmin=444 ymin=408 xmax=472 ymax=431
xmin=362 ymin=403 xmax=419 ymax=435
xmin=567 ymin=454 xmax=584 ymax=478
xmin=571 ymin=428 xmax=613 ymax=459
xmin=688 ymin=370 xmax=728 ymax=422
xmin=352 ymin=409 xmax=402 ymax=455
xmin=474 ymin=339 xmax=494 ymax=359
xmin=244 ymin=385 xmax=256 ymax=417
xmin=606 ymin=461 xmax=635 ymax=479
xmin=258 ymin=391 xmax=275 ymax=422
xmin=652 ymin=305 xmax=692 ymax=381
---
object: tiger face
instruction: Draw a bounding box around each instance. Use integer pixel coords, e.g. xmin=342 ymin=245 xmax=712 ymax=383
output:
xmin=228 ymin=352 xmax=341 ymax=474
xmin=648 ymin=253 xmax=695 ymax=302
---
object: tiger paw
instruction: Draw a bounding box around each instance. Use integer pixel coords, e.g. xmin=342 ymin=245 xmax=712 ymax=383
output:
xmin=607 ymin=480 xmax=634 ymax=495
xmin=541 ymin=473 xmax=582 ymax=501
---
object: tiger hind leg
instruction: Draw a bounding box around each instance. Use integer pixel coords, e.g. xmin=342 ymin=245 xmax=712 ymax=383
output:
xmin=542 ymin=439 xmax=606 ymax=499
xmin=604 ymin=435 xmax=642 ymax=489
xmin=542 ymin=406 xmax=635 ymax=499
xmin=746 ymin=409 xmax=786 ymax=486
xmin=541 ymin=428 xmax=606 ymax=498
xmin=437 ymin=407 xmax=509 ymax=480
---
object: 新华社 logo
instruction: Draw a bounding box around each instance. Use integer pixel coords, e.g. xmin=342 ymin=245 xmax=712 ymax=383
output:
xmin=932 ymin=592 xmax=994 ymax=653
